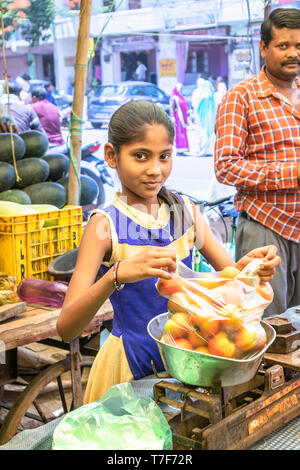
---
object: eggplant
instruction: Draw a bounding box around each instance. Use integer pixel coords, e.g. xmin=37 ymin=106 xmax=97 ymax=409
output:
xmin=17 ymin=277 xmax=68 ymax=308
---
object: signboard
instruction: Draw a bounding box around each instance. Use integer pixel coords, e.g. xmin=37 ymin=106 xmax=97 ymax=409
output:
xmin=165 ymin=2 xmax=217 ymax=31
xmin=159 ymin=59 xmax=177 ymax=77
xmin=88 ymin=37 xmax=95 ymax=59
xmin=231 ymin=47 xmax=251 ymax=81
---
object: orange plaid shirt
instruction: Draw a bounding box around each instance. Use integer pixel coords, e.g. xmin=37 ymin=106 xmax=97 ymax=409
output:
xmin=214 ymin=67 xmax=299 ymax=243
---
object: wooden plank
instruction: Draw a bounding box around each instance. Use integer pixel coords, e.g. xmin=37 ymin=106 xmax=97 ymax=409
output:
xmin=0 ymin=300 xmax=113 ymax=351
xmin=0 ymin=302 xmax=27 ymax=323
xmin=264 ymin=351 xmax=300 ymax=371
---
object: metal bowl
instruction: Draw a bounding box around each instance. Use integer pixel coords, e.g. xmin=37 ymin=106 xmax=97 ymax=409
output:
xmin=147 ymin=312 xmax=276 ymax=388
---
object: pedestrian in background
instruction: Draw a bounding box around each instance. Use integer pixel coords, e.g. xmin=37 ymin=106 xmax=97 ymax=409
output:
xmin=134 ymin=60 xmax=147 ymax=81
xmin=0 ymin=80 xmax=44 ymax=133
xmin=31 ymin=87 xmax=65 ymax=146
xmin=214 ymin=7 xmax=300 ymax=316
xmin=192 ymin=78 xmax=216 ymax=156
xmin=214 ymin=81 xmax=227 ymax=108
xmin=44 ymin=82 xmax=57 ymax=106
xmin=170 ymin=83 xmax=189 ymax=155
xmin=16 ymin=73 xmax=31 ymax=104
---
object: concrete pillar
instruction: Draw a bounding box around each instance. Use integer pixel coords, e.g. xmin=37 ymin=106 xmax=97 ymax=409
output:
xmin=157 ymin=34 xmax=177 ymax=94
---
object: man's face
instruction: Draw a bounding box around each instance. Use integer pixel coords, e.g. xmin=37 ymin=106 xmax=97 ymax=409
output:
xmin=260 ymin=26 xmax=300 ymax=80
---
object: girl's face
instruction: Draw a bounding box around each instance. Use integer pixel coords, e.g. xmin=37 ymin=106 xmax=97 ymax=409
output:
xmin=105 ymin=123 xmax=173 ymax=207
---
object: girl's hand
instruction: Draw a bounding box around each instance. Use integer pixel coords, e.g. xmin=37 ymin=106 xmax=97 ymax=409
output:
xmin=235 ymin=245 xmax=281 ymax=283
xmin=116 ymin=247 xmax=177 ymax=284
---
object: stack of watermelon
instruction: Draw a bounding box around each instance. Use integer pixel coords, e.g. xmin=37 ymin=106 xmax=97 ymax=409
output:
xmin=0 ymin=130 xmax=99 ymax=208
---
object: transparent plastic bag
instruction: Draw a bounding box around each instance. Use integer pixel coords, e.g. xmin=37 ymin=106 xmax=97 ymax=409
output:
xmin=0 ymin=273 xmax=19 ymax=305
xmin=156 ymin=259 xmax=274 ymax=360
xmin=52 ymin=383 xmax=172 ymax=450
xmin=0 ymin=273 xmax=17 ymax=291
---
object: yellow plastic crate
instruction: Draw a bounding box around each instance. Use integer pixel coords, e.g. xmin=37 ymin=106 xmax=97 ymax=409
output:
xmin=0 ymin=206 xmax=83 ymax=282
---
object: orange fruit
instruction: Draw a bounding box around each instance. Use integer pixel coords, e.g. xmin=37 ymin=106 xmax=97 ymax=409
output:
xmin=256 ymin=283 xmax=274 ymax=302
xmin=157 ymin=278 xmax=183 ymax=297
xmin=234 ymin=324 xmax=259 ymax=351
xmin=253 ymin=323 xmax=267 ymax=351
xmin=200 ymin=317 xmax=220 ymax=337
xmin=192 ymin=276 xmax=225 ymax=290
xmin=219 ymin=304 xmax=244 ymax=332
xmin=164 ymin=312 xmax=190 ymax=339
xmin=174 ymin=337 xmax=194 ymax=350
xmin=194 ymin=346 xmax=211 ymax=354
xmin=190 ymin=313 xmax=220 ymax=338
xmin=187 ymin=329 xmax=207 ymax=348
xmin=189 ymin=312 xmax=206 ymax=330
xmin=208 ymin=331 xmax=235 ymax=358
xmin=220 ymin=266 xmax=241 ymax=279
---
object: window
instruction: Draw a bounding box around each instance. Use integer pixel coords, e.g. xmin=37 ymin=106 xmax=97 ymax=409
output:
xmin=129 ymin=0 xmax=141 ymax=8
xmin=130 ymin=86 xmax=147 ymax=96
xmin=147 ymin=86 xmax=165 ymax=99
xmin=103 ymin=0 xmax=115 ymax=11
xmin=94 ymin=85 xmax=125 ymax=97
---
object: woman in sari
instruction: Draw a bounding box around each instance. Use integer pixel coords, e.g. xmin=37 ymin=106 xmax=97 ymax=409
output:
xmin=192 ymin=78 xmax=216 ymax=156
xmin=170 ymin=83 xmax=189 ymax=155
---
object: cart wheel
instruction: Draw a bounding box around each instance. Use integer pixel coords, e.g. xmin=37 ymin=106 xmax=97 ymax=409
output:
xmin=0 ymin=355 xmax=94 ymax=445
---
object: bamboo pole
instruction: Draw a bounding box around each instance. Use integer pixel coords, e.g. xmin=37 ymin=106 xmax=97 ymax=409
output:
xmin=68 ymin=0 xmax=93 ymax=205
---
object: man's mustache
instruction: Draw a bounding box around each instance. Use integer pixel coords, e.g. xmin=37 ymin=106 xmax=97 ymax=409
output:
xmin=282 ymin=60 xmax=300 ymax=65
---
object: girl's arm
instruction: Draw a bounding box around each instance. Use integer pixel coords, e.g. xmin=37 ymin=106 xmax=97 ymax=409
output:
xmin=56 ymin=214 xmax=115 ymax=341
xmin=57 ymin=214 xmax=177 ymax=341
xmin=191 ymin=202 xmax=280 ymax=280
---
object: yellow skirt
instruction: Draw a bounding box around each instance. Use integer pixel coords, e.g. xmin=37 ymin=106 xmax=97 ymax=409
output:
xmin=83 ymin=333 xmax=134 ymax=404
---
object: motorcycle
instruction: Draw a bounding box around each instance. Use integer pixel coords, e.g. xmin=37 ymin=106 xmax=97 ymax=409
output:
xmin=47 ymin=140 xmax=114 ymax=207
xmin=59 ymin=104 xmax=71 ymax=128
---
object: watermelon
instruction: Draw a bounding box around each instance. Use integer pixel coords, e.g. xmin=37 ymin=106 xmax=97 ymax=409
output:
xmin=0 ymin=189 xmax=31 ymax=204
xmin=58 ymin=174 xmax=99 ymax=205
xmin=14 ymin=158 xmax=50 ymax=189
xmin=23 ymin=182 xmax=66 ymax=208
xmin=42 ymin=154 xmax=69 ymax=181
xmin=0 ymin=162 xmax=16 ymax=192
xmin=0 ymin=133 xmax=26 ymax=163
xmin=19 ymin=130 xmax=49 ymax=158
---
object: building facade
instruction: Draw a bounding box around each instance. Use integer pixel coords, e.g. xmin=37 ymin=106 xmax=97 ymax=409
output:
xmin=1 ymin=0 xmax=299 ymax=94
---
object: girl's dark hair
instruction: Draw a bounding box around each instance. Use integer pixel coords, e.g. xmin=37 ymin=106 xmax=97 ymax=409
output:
xmin=108 ymin=100 xmax=193 ymax=232
xmin=261 ymin=8 xmax=300 ymax=46
xmin=108 ymin=100 xmax=174 ymax=152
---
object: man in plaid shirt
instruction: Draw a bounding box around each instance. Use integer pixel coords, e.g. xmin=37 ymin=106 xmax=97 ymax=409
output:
xmin=215 ymin=8 xmax=300 ymax=317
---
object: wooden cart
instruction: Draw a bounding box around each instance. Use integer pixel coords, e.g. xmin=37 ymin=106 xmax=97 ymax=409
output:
xmin=0 ymin=300 xmax=113 ymax=445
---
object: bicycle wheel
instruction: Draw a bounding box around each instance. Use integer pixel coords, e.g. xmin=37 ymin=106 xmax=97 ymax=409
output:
xmin=0 ymin=356 xmax=94 ymax=445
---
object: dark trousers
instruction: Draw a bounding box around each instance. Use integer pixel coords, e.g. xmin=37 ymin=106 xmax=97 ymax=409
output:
xmin=235 ymin=214 xmax=300 ymax=317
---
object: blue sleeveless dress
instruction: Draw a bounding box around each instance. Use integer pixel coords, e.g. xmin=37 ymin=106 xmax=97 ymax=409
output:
xmin=84 ymin=193 xmax=195 ymax=403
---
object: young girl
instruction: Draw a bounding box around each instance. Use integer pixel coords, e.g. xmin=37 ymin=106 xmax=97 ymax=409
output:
xmin=56 ymin=101 xmax=280 ymax=404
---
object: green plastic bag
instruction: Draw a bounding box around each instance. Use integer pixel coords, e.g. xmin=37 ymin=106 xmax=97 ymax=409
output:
xmin=52 ymin=383 xmax=172 ymax=450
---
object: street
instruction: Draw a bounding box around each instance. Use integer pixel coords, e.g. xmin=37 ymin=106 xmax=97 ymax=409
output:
xmin=62 ymin=123 xmax=235 ymax=208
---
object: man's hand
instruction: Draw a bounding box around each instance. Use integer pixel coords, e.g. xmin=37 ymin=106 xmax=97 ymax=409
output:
xmin=0 ymin=118 xmax=18 ymax=134
xmin=236 ymin=245 xmax=281 ymax=283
